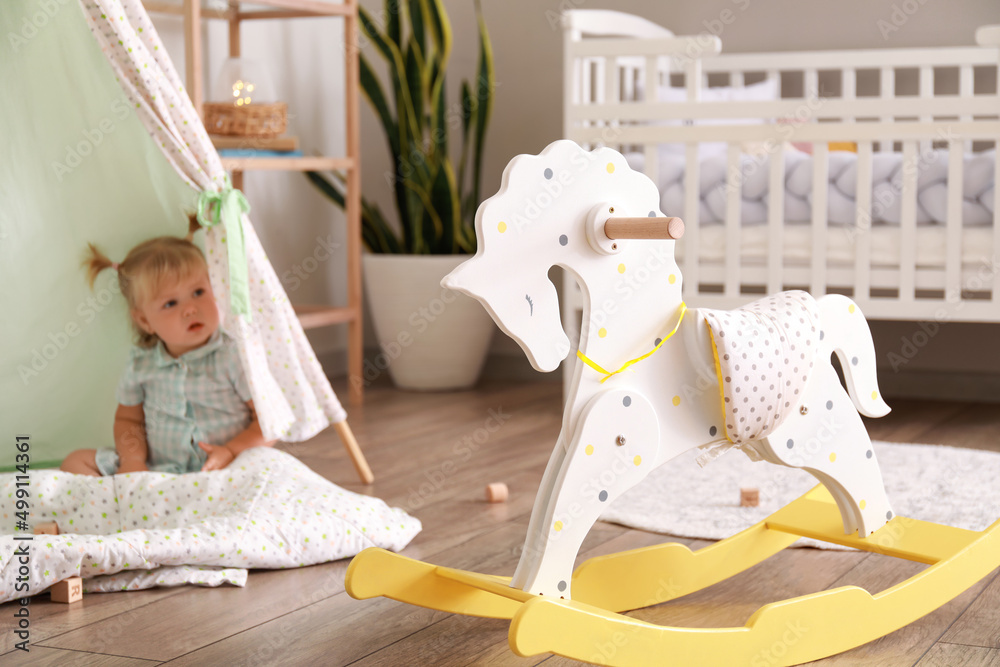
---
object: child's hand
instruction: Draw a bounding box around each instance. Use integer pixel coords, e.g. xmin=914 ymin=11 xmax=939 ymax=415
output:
xmin=118 ymin=459 xmax=148 ymax=474
xmin=198 ymin=441 xmax=235 ymax=472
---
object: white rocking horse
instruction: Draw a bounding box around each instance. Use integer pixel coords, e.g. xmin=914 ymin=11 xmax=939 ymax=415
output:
xmin=346 ymin=141 xmax=1000 ymax=666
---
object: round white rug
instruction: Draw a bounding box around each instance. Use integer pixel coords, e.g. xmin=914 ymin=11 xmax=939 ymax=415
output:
xmin=600 ymin=441 xmax=1000 ymax=549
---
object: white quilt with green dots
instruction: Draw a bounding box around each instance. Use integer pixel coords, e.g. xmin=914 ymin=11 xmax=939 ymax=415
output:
xmin=0 ymin=448 xmax=420 ymax=603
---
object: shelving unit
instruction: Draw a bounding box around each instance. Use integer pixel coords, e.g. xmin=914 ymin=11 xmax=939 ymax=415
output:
xmin=145 ymin=0 xmax=364 ymax=406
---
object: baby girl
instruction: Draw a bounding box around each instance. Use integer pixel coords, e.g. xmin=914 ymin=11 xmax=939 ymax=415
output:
xmin=61 ymin=222 xmax=275 ymax=476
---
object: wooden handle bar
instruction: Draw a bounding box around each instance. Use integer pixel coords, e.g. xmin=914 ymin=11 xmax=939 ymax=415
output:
xmin=604 ymin=217 xmax=685 ymax=240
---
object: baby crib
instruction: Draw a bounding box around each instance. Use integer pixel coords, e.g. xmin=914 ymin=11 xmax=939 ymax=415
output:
xmin=559 ymin=9 xmax=1000 ymax=382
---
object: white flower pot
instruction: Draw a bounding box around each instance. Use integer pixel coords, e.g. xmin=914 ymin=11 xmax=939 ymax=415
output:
xmin=363 ymin=254 xmax=495 ymax=390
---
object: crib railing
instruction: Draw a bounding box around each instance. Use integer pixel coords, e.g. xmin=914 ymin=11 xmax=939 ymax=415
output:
xmin=562 ymin=10 xmax=1000 ymax=325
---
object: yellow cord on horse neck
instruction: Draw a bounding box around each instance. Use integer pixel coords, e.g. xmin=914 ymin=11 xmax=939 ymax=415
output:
xmin=577 ymin=302 xmax=688 ymax=383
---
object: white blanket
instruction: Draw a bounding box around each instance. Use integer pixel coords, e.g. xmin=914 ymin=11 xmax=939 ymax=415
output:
xmin=0 ymin=447 xmax=420 ymax=602
xmin=600 ymin=441 xmax=1000 ymax=550
xmin=627 ymin=149 xmax=996 ymax=227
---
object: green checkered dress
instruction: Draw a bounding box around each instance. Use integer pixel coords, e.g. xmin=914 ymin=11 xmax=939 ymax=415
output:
xmin=95 ymin=328 xmax=252 ymax=475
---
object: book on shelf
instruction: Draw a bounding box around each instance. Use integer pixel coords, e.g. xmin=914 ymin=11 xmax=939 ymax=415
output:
xmin=217 ymin=149 xmax=304 ymax=158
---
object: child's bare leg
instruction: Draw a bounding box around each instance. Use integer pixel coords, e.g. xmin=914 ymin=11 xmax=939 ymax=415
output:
xmin=60 ymin=449 xmax=101 ymax=476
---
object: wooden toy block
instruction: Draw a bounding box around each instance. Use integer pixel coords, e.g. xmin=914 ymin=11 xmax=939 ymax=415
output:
xmin=486 ymin=483 xmax=509 ymax=503
xmin=740 ymin=488 xmax=760 ymax=507
xmin=34 ymin=521 xmax=59 ymax=535
xmin=50 ymin=577 xmax=83 ymax=604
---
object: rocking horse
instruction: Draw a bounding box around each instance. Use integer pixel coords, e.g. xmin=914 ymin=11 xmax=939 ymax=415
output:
xmin=346 ymin=141 xmax=1000 ymax=666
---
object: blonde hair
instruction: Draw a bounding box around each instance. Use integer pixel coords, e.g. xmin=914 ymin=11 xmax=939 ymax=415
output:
xmin=83 ymin=215 xmax=208 ymax=348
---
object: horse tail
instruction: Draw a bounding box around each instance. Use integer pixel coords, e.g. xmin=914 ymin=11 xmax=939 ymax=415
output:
xmin=818 ymin=294 xmax=891 ymax=419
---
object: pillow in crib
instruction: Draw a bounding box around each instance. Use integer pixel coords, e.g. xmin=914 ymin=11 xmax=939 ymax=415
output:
xmin=653 ymin=78 xmax=779 ymax=160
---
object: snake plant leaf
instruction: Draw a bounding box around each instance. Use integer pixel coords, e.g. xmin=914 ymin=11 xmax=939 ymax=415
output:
xmin=456 ymin=80 xmax=473 ymax=200
xmin=362 ymin=200 xmax=404 ymax=254
xmin=359 ymin=55 xmax=398 ymax=158
xmin=304 ymin=169 xmax=343 ymax=207
xmin=431 ymin=160 xmax=461 ymax=253
xmin=359 ymin=46 xmax=414 ymax=251
xmin=403 ymin=167 xmax=451 ymax=253
xmin=401 ymin=134 xmax=434 ymax=203
xmin=385 ymin=0 xmax=400 ymax=48
xmin=421 ymin=205 xmax=439 ymax=253
xmin=358 ymin=7 xmax=396 ymax=64
xmin=359 ymin=8 xmax=421 ymax=252
xmin=430 ymin=59 xmax=446 ymax=159
xmin=404 ymin=39 xmax=425 ymax=136
xmin=402 ymin=179 xmax=437 ymax=252
xmin=470 ymin=0 xmax=494 ymax=220
xmin=304 ymin=171 xmax=401 ymax=253
xmin=422 ymin=0 xmax=452 ymax=71
xmin=359 ymin=7 xmax=421 ymax=154
xmin=407 ymin=0 xmax=425 ymax=59
xmin=461 ymin=191 xmax=477 ymax=237
xmin=402 ymin=163 xmax=430 ymax=253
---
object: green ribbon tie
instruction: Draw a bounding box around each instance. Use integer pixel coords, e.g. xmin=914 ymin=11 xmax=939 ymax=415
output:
xmin=197 ymin=176 xmax=252 ymax=319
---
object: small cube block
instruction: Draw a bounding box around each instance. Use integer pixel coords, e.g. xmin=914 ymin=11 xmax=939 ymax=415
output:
xmin=34 ymin=521 xmax=59 ymax=535
xmin=740 ymin=488 xmax=760 ymax=507
xmin=485 ymin=482 xmax=508 ymax=503
xmin=50 ymin=577 xmax=83 ymax=604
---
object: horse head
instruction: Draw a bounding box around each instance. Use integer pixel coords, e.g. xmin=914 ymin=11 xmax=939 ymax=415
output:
xmin=443 ymin=242 xmax=569 ymax=373
xmin=442 ymin=140 xmax=669 ymax=373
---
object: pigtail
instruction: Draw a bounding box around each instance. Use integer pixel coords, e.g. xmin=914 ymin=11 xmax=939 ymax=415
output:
xmin=185 ymin=213 xmax=201 ymax=242
xmin=81 ymin=242 xmax=118 ymax=291
xmin=84 ymin=227 xmax=208 ymax=350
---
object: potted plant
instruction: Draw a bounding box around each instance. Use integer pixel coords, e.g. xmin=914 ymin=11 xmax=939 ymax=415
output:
xmin=307 ymin=0 xmax=496 ymax=390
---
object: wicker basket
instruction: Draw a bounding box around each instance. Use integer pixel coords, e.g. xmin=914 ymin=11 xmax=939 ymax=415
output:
xmin=204 ymin=102 xmax=287 ymax=138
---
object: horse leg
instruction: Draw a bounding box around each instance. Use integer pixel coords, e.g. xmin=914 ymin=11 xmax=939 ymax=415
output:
xmin=757 ymin=363 xmax=893 ymax=537
xmin=513 ymin=387 xmax=661 ymax=598
xmin=511 ymin=433 xmax=569 ymax=590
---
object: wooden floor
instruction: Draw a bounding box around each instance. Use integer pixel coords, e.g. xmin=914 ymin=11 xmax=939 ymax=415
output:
xmin=3 ymin=381 xmax=999 ymax=666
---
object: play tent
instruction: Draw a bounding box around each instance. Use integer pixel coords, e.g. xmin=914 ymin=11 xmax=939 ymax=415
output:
xmin=1 ymin=0 xmax=350 ymax=467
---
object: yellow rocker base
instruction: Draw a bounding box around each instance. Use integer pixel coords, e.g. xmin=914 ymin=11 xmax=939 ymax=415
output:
xmin=345 ymin=486 xmax=1000 ymax=666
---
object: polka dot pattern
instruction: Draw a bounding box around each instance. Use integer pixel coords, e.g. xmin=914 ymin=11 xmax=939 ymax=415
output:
xmin=0 ymin=449 xmax=420 ymax=602
xmin=76 ymin=1 xmax=348 ymax=443
xmin=703 ymin=291 xmax=821 ymax=445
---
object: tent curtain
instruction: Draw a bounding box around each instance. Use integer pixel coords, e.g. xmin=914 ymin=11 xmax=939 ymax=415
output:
xmin=75 ymin=0 xmax=346 ymax=440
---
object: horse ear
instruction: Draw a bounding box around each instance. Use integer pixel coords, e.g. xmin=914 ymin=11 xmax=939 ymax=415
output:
xmin=441 ymin=258 xmax=478 ymax=294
